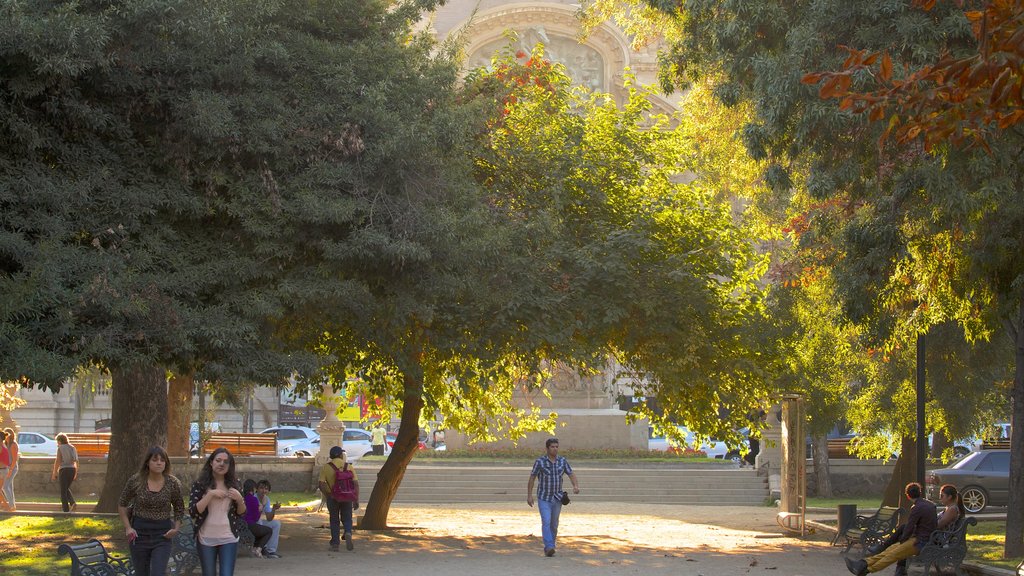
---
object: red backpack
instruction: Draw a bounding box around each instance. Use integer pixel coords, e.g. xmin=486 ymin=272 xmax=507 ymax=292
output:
xmin=328 ymin=462 xmax=357 ymax=502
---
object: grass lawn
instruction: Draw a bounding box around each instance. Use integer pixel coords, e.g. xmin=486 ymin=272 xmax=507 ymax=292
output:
xmin=0 ymin=516 xmax=122 ymax=576
xmin=804 ymin=496 xmax=888 ymax=510
xmin=16 ymin=490 xmax=318 ymax=508
xmin=964 ymin=520 xmax=1022 ymax=570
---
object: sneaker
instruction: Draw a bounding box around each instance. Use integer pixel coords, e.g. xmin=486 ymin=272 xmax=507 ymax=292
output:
xmin=344 ymin=531 xmax=353 ymax=551
xmin=329 ymin=543 xmax=340 ymax=552
xmin=544 ymin=547 xmax=555 ymax=557
xmin=264 ymin=551 xmax=281 ymax=559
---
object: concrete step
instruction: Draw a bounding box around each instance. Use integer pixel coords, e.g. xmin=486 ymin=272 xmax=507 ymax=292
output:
xmin=351 ymin=463 xmax=769 ymax=505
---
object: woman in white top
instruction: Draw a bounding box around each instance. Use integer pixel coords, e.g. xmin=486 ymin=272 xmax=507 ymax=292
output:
xmin=188 ymin=448 xmax=246 ymax=576
xmin=51 ymin=433 xmax=78 ymax=512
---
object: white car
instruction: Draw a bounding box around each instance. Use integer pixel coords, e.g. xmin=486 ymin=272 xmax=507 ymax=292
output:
xmin=281 ymin=436 xmax=320 ymax=458
xmin=648 ymin=426 xmax=744 ymax=462
xmin=260 ymin=426 xmax=320 ymax=457
xmin=341 ymin=428 xmax=379 ymax=461
xmin=17 ymin=431 xmax=59 ymax=456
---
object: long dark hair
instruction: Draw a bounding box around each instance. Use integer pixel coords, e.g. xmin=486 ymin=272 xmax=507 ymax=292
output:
xmin=940 ymin=484 xmax=966 ymax=519
xmin=138 ymin=446 xmax=171 ymax=476
xmin=196 ymin=448 xmax=238 ymax=490
xmin=243 ymin=479 xmax=257 ymax=495
xmin=2 ymin=428 xmax=13 ymax=446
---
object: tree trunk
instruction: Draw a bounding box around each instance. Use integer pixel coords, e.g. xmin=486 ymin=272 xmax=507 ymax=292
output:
xmin=359 ymin=374 xmax=424 ymax=530
xmin=812 ymin=433 xmax=832 ymax=498
xmin=1004 ymin=295 xmax=1024 ymax=558
xmin=881 ymin=435 xmax=918 ymax=511
xmin=930 ymin=430 xmax=949 ymax=460
xmin=167 ymin=372 xmax=194 ymax=457
xmin=95 ymin=364 xmax=168 ymax=512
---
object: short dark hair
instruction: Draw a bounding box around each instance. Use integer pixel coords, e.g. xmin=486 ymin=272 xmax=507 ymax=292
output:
xmin=905 ymin=482 xmax=922 ymax=499
xmin=545 ymin=438 xmax=559 ymax=448
xmin=56 ymin=433 xmax=69 ymax=445
xmin=257 ymin=479 xmax=272 ymax=490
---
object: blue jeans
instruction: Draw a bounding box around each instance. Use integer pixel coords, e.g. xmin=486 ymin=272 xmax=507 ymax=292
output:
xmin=197 ymin=541 xmax=238 ymax=576
xmin=537 ymin=498 xmax=562 ymax=550
xmin=326 ymin=499 xmax=353 ymax=545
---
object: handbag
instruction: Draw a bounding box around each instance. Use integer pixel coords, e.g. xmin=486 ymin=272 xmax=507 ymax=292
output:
xmin=560 ymin=491 xmax=570 ymax=505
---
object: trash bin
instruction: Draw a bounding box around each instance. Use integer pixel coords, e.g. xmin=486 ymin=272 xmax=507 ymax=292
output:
xmin=835 ymin=503 xmax=858 ymax=545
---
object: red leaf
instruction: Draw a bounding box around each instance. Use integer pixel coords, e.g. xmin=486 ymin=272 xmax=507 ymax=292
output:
xmin=880 ymin=54 xmax=893 ymax=82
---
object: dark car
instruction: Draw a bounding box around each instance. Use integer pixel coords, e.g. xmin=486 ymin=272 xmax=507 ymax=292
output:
xmin=927 ymin=449 xmax=1010 ymax=513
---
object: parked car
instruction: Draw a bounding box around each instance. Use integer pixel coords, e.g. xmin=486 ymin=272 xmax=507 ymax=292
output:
xmin=385 ymin=432 xmax=429 ymax=451
xmin=259 ymin=425 xmax=319 ymax=457
xmin=189 ymin=422 xmax=223 ymax=456
xmin=342 ymin=428 xmax=377 ymax=461
xmin=927 ymin=449 xmax=1010 ymax=513
xmin=17 ymin=431 xmax=58 ymax=456
xmin=281 ymin=435 xmax=320 ymax=458
xmin=648 ymin=426 xmax=744 ymax=462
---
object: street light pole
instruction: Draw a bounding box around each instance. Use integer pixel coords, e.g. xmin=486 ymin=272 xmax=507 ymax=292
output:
xmin=916 ymin=333 xmax=927 ymax=485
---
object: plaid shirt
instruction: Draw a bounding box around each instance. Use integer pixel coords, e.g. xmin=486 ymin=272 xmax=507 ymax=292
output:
xmin=531 ymin=455 xmax=573 ymax=502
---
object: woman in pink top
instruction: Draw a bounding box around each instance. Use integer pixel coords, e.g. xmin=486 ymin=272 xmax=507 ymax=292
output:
xmin=189 ymin=448 xmax=246 ymax=576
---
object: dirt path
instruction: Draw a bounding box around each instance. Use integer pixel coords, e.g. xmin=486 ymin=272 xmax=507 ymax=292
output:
xmin=243 ymin=502 xmax=850 ymax=576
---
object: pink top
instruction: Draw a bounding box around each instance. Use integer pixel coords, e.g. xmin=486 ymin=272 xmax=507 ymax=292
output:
xmin=198 ymin=493 xmax=238 ymax=546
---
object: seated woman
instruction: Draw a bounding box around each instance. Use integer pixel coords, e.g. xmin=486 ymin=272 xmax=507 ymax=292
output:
xmin=241 ymin=480 xmax=273 ymax=558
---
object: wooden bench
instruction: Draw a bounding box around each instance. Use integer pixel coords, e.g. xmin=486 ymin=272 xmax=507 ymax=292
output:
xmin=201 ymin=433 xmax=277 ymax=457
xmin=981 ymin=440 xmax=1010 ymax=450
xmin=827 ymin=437 xmax=857 ymax=458
xmin=57 ymin=538 xmax=133 ymax=576
xmin=170 ymin=516 xmax=256 ymax=574
xmin=908 ymin=516 xmax=976 ymax=576
xmin=838 ymin=505 xmax=903 ymax=554
xmin=63 ymin=433 xmax=112 ymax=458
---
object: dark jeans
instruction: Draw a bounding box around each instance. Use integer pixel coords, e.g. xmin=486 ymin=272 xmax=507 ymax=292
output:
xmin=58 ymin=467 xmax=76 ymax=512
xmin=325 ymin=498 xmax=353 ymax=545
xmin=745 ymin=437 xmax=760 ymax=466
xmin=197 ymin=541 xmax=238 ymax=576
xmin=130 ymin=518 xmax=173 ymax=576
xmin=247 ymin=522 xmax=272 ymax=550
xmin=372 ymin=444 xmax=384 ymax=456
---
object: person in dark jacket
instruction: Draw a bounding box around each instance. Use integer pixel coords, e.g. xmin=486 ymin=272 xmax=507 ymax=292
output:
xmin=845 ymin=482 xmax=937 ymax=576
xmin=189 ymin=448 xmax=246 ymax=576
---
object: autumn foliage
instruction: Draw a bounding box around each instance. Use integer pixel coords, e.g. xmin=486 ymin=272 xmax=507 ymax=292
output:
xmin=803 ymin=0 xmax=1024 ymax=150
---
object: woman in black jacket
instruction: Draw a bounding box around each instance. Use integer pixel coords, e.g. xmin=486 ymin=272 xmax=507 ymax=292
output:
xmin=189 ymin=448 xmax=245 ymax=576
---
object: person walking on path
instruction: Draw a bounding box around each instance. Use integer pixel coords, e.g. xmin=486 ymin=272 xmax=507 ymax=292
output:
xmin=845 ymin=482 xmax=937 ymax=576
xmin=52 ymin=433 xmax=79 ymax=512
xmin=371 ymin=424 xmax=386 ymax=456
xmin=0 ymin=428 xmax=16 ymax=511
xmin=118 ymin=446 xmax=184 ymax=576
xmin=318 ymin=446 xmax=359 ymax=552
xmin=189 ymin=448 xmax=246 ymax=576
xmin=527 ymin=437 xmax=580 ymax=557
xmin=255 ymin=479 xmax=282 ymax=558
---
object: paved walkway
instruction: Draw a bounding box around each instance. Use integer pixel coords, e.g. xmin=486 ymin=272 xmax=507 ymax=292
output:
xmin=239 ymin=502 xmax=853 ymax=576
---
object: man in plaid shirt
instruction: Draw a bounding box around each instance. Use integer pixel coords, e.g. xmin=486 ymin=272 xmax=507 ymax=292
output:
xmin=527 ymin=438 xmax=580 ymax=557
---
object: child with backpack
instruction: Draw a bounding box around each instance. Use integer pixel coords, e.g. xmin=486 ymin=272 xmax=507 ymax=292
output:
xmin=318 ymin=446 xmax=359 ymax=551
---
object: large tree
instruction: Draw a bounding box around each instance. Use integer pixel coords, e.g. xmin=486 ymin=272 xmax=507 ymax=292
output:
xmin=320 ymin=46 xmax=776 ymax=528
xmin=1 ymin=0 xmax=463 ymax=511
xmin=609 ymin=0 xmax=1023 ymax=555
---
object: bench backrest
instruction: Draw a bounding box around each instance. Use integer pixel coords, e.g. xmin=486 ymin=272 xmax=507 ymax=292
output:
xmin=203 ymin=433 xmax=277 ymax=456
xmin=57 ymin=538 xmax=125 ymax=576
xmin=63 ymin=433 xmax=112 ymax=458
xmin=869 ymin=506 xmax=902 ymax=531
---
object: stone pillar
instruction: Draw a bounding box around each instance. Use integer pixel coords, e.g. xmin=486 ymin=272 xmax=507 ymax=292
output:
xmin=758 ymin=402 xmax=784 ymax=498
xmin=780 ymin=394 xmax=805 ymax=515
xmin=315 ymin=383 xmax=346 ymax=467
